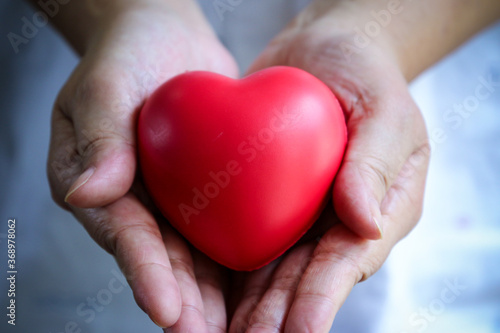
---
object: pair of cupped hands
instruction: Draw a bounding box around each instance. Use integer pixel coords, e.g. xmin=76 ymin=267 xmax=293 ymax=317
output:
xmin=47 ymin=1 xmax=429 ymax=332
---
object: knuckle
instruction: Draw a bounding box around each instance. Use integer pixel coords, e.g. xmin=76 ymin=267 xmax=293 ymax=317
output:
xmin=77 ymin=134 xmax=117 ymax=160
xmin=247 ymin=301 xmax=282 ymax=331
xmin=271 ymin=273 xmax=302 ymax=292
xmin=206 ymin=323 xmax=225 ymax=333
xmin=316 ymin=251 xmax=362 ymax=280
xmin=111 ymin=222 xmax=161 ymax=256
xmin=295 ymin=291 xmax=336 ymax=312
xmin=180 ymin=304 xmax=204 ymax=320
xmin=247 ymin=320 xmax=281 ymax=332
xmin=313 ymin=253 xmax=375 ymax=286
xmin=315 ymin=228 xmax=385 ymax=284
xmin=91 ymin=219 xmax=165 ymax=283
xmin=74 ymin=124 xmax=135 ymax=164
xmin=88 ymin=211 xmax=116 ymax=255
xmin=47 ymin=148 xmax=82 ymax=208
xmin=169 ymin=256 xmax=196 ymax=281
xmin=358 ymin=156 xmax=392 ymax=193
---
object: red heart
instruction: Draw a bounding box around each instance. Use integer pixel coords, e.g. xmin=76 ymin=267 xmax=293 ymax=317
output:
xmin=138 ymin=66 xmax=347 ymax=271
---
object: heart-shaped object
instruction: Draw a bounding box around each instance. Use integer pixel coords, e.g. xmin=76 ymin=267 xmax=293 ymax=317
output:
xmin=138 ymin=66 xmax=347 ymax=271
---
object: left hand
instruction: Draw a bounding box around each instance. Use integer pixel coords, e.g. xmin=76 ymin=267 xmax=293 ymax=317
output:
xmin=45 ymin=2 xmax=239 ymax=329
xmin=226 ymin=1 xmax=430 ymax=331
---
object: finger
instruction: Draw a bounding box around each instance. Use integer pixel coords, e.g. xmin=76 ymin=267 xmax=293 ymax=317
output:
xmin=229 ymin=261 xmax=280 ymax=333
xmin=162 ymin=226 xmax=209 ymax=332
xmin=192 ymin=251 xmax=228 ymax=333
xmin=284 ymin=224 xmax=373 ymax=333
xmin=57 ymin=65 xmax=140 ymax=208
xmin=284 ymin=145 xmax=430 ymax=332
xmin=71 ymin=193 xmax=182 ymax=328
xmin=245 ymin=244 xmax=315 ymax=333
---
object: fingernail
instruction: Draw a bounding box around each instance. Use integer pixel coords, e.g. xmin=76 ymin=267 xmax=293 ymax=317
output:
xmin=152 ymin=318 xmax=167 ymax=329
xmin=64 ymin=167 xmax=95 ymax=202
xmin=373 ymin=217 xmax=383 ymax=239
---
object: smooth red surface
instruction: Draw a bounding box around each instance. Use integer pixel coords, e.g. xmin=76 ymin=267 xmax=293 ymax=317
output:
xmin=138 ymin=66 xmax=347 ymax=271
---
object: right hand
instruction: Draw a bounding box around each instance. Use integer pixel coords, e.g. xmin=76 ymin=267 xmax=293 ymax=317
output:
xmin=47 ymin=1 xmax=238 ymax=328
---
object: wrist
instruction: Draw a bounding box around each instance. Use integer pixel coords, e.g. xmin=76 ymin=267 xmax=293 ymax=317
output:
xmin=280 ymin=1 xmax=404 ymax=78
xmin=32 ymin=0 xmax=211 ymax=56
xmin=293 ymin=0 xmax=500 ymax=81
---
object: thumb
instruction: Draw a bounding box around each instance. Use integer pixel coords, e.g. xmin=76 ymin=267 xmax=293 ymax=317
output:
xmin=51 ymin=72 xmax=139 ymax=209
xmin=332 ymin=88 xmax=428 ymax=240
